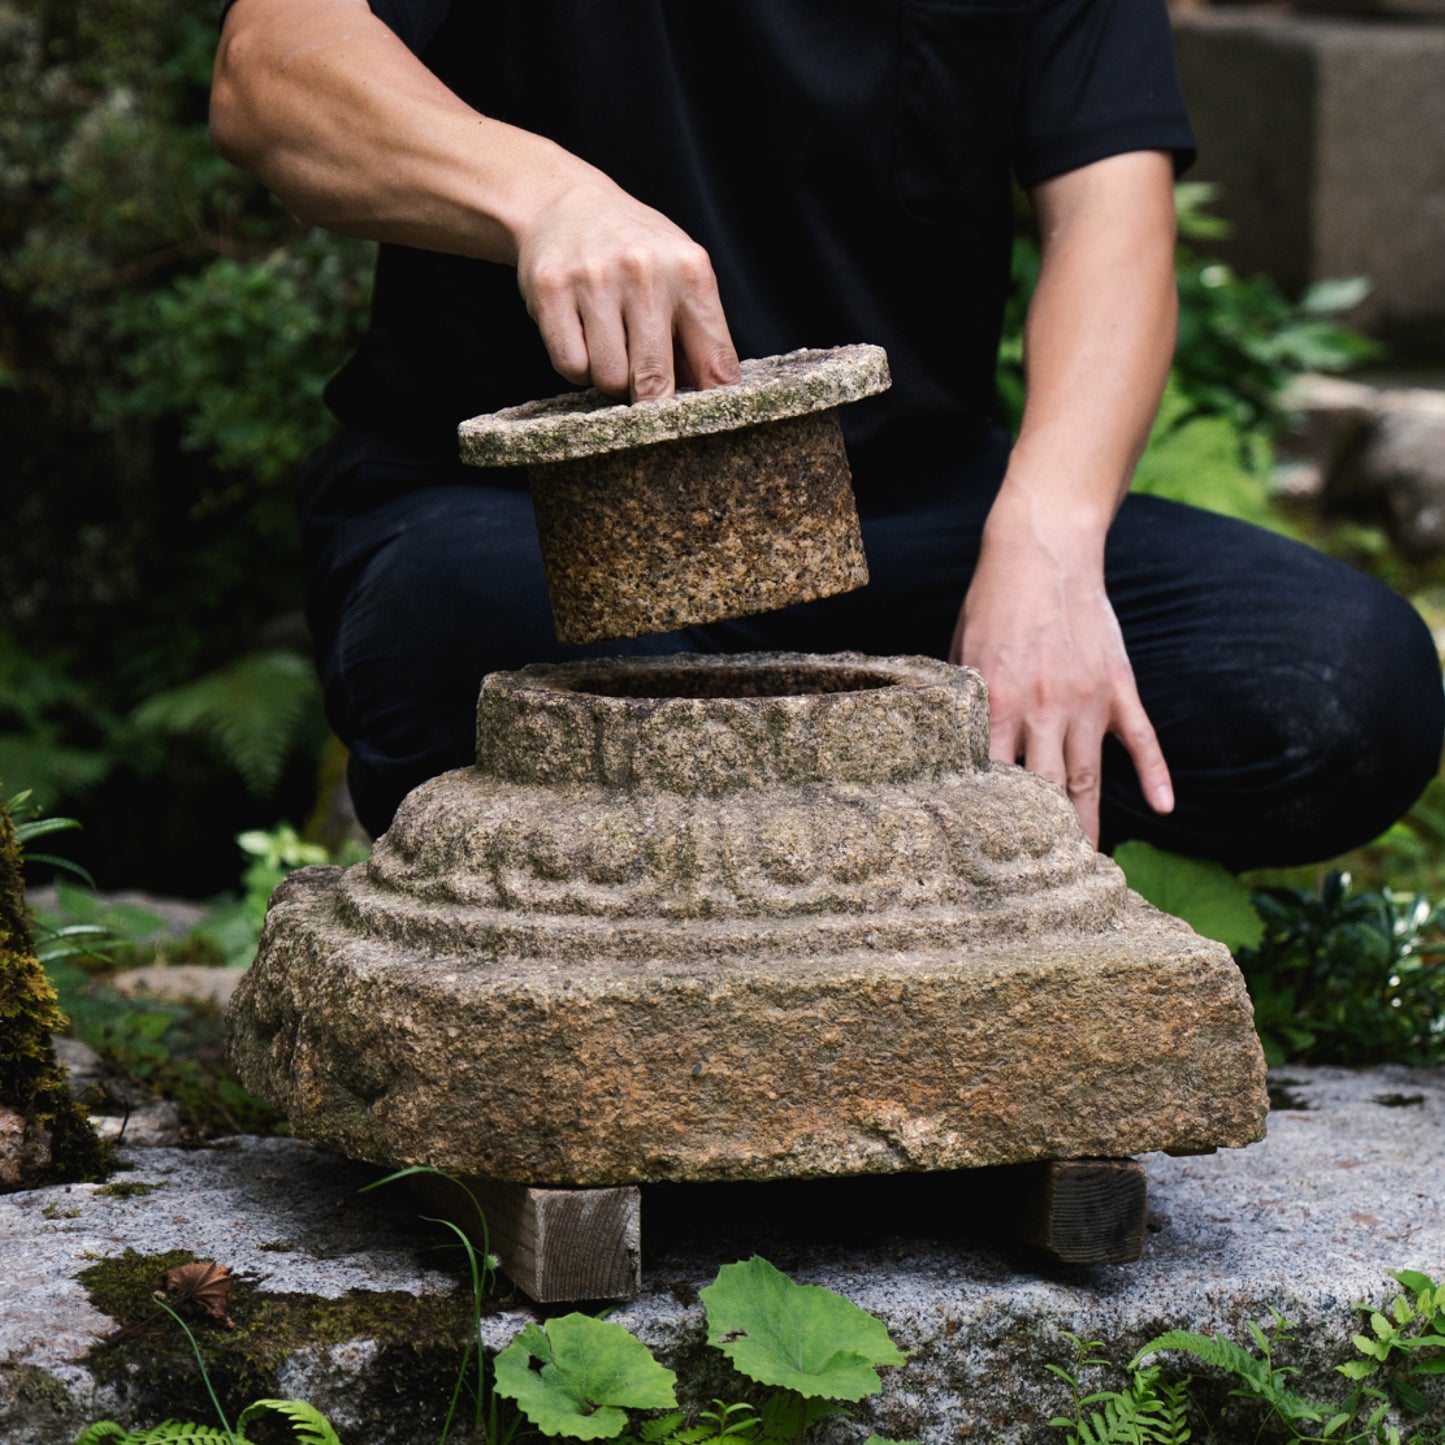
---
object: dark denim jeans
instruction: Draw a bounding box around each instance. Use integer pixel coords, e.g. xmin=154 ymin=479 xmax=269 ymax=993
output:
xmin=301 ymin=426 xmax=1444 ymax=867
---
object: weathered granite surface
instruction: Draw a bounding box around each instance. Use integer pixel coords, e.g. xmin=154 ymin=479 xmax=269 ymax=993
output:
xmin=529 ymin=409 xmax=870 ymax=642
xmin=457 ymin=346 xmax=890 ymax=467
xmin=2 ymin=1067 xmax=1440 ymax=1444
xmin=458 ymin=347 xmax=886 ymax=644
xmin=229 ymin=653 xmax=1267 ymax=1184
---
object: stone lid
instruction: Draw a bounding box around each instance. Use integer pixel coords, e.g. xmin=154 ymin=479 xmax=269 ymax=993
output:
xmin=457 ymin=344 xmax=891 ymax=468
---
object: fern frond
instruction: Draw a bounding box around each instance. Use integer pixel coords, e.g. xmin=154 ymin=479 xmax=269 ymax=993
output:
xmin=637 ymin=1414 xmax=687 ymax=1442
xmin=1152 ymin=1375 xmax=1192 ymax=1445
xmin=1133 ymin=1330 xmax=1266 ymax=1388
xmin=131 ymin=650 xmax=321 ymax=796
xmin=236 ymin=1399 xmax=341 ymax=1445
xmin=75 ymin=1424 xmax=132 ymax=1445
xmin=127 ymin=1422 xmax=234 ymax=1444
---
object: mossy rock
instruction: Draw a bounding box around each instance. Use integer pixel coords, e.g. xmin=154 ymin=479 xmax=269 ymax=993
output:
xmin=77 ymin=1249 xmax=479 ymax=1443
xmin=0 ymin=790 xmax=108 ymax=1186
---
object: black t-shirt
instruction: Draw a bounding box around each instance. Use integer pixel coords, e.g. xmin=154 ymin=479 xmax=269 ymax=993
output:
xmin=226 ymin=0 xmax=1194 ymax=496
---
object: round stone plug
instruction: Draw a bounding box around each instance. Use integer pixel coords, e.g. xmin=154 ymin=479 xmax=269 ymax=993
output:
xmin=457 ymin=344 xmax=890 ymax=644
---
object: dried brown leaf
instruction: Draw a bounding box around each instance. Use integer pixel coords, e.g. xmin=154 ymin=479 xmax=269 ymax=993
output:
xmin=160 ymin=1260 xmax=235 ymax=1328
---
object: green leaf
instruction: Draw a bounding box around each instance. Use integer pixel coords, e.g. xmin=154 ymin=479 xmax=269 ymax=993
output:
xmin=1301 ymin=276 xmax=1370 ymax=316
xmin=236 ymin=1399 xmax=342 ymax=1444
xmin=1113 ymin=841 xmax=1264 ymax=951
xmin=701 ymin=1257 xmax=905 ymax=1403
xmin=129 ymin=1425 xmax=234 ymax=1444
xmin=14 ymin=815 xmax=82 ymax=844
xmin=1394 ymin=1381 xmax=1430 ymax=1414
xmin=131 ymin=651 xmax=322 ymax=797
xmin=635 ymin=1413 xmax=687 ymax=1443
xmin=75 ymin=1426 xmax=131 ymax=1445
xmin=1392 ymin=1271 xmax=1435 ymax=1296
xmin=493 ymin=1313 xmax=677 ymax=1440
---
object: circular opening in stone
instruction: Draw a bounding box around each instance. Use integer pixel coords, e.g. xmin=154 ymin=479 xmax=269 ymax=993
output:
xmin=563 ymin=663 xmax=903 ymax=700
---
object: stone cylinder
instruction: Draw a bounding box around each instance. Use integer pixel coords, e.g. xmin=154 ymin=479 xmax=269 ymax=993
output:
xmin=528 ymin=409 xmax=868 ymax=643
xmin=457 ymin=344 xmax=891 ymax=644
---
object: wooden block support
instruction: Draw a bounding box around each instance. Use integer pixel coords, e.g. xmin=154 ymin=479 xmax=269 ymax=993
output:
xmin=410 ymin=1174 xmax=642 ymax=1303
xmin=1001 ymin=1158 xmax=1148 ymax=1265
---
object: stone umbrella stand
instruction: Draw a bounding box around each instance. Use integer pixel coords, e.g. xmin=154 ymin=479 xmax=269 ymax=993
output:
xmin=228 ymin=348 xmax=1268 ymax=1302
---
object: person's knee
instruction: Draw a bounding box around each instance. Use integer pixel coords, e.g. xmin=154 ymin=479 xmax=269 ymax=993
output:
xmin=1307 ymin=581 xmax=1442 ymax=849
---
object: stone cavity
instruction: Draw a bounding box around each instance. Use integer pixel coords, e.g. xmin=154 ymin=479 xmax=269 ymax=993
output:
xmin=456 ymin=346 xmax=888 ymax=644
xmin=228 ymin=652 xmax=1268 ymax=1186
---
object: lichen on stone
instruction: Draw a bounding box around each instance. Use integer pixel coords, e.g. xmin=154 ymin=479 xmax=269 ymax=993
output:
xmin=457 ymin=343 xmax=891 ymax=467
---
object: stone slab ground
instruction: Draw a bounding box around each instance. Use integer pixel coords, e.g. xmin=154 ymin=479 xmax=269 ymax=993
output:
xmin=2 ymin=1066 xmax=1441 ymax=1444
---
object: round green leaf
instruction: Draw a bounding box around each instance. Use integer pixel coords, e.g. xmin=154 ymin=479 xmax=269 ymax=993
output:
xmin=493 ymin=1313 xmax=677 ymax=1439
xmin=1114 ymin=840 xmax=1264 ymax=952
xmin=701 ymin=1257 xmax=905 ymax=1402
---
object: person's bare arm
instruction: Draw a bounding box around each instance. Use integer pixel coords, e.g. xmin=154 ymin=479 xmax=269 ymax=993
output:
xmin=949 ymin=150 xmax=1178 ymax=846
xmin=210 ymin=0 xmax=739 ymax=399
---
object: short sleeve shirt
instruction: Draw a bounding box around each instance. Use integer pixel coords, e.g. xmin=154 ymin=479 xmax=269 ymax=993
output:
xmin=230 ymin=0 xmax=1194 ymax=494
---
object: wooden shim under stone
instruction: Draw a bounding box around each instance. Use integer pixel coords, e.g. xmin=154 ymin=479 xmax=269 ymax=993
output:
xmin=1001 ymin=1158 xmax=1148 ymax=1265
xmin=410 ymin=1173 xmax=641 ymax=1303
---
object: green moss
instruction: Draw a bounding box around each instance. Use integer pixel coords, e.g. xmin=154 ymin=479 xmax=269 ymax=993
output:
xmin=94 ymin=1180 xmax=161 ymax=1199
xmin=5 ymin=1361 xmax=74 ymax=1410
xmin=0 ymin=791 xmax=109 ymax=1184
xmin=80 ymin=1248 xmax=478 ymax=1436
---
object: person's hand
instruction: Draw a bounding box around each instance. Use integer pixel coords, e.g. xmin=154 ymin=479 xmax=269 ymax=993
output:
xmin=950 ymin=497 xmax=1174 ymax=848
xmin=515 ymin=173 xmax=741 ymax=402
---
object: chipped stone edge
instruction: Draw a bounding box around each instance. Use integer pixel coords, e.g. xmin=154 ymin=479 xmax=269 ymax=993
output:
xmin=457 ymin=344 xmax=891 ymax=467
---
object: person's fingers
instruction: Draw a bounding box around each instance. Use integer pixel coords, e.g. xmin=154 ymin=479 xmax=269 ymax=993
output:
xmin=576 ymin=288 xmax=631 ymax=399
xmin=527 ymin=274 xmax=590 ymax=387
xmin=988 ymin=712 xmax=1021 ymax=768
xmin=1023 ymin=723 xmax=1068 ymax=797
xmin=620 ymin=274 xmax=676 ymax=402
xmin=1063 ymin=719 xmax=1107 ymax=848
xmin=673 ymin=255 xmax=741 ymax=390
xmin=1114 ymin=685 xmax=1175 ymax=815
xmin=948 ymin=608 xmax=966 ymax=667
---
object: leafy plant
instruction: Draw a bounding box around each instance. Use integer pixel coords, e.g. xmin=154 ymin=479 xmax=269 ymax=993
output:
xmin=495 ymin=1317 xmax=680 ymax=1440
xmin=1 ymin=0 xmax=370 ymax=879
xmin=1111 ymin=841 xmax=1445 ymax=1068
xmin=701 ymin=1256 xmax=906 ymax=1404
xmin=493 ymin=1256 xmax=915 ymax=1445
xmin=360 ymin=1165 xmax=525 ymax=1445
xmin=1047 ymin=1333 xmax=1191 ymax=1445
xmin=997 ymin=182 xmax=1377 ymax=533
xmin=20 ymin=818 xmax=359 ymax=1137
xmin=1135 ymin=1314 xmax=1333 ymax=1437
xmin=1047 ymin=1275 xmax=1445 ymax=1445
xmin=1338 ymin=1271 xmax=1445 ymax=1419
xmin=130 ymin=652 xmax=325 ymax=800
xmin=1236 ymin=872 xmax=1445 ymax=1067
xmin=76 ymin=1295 xmax=343 ymax=1445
